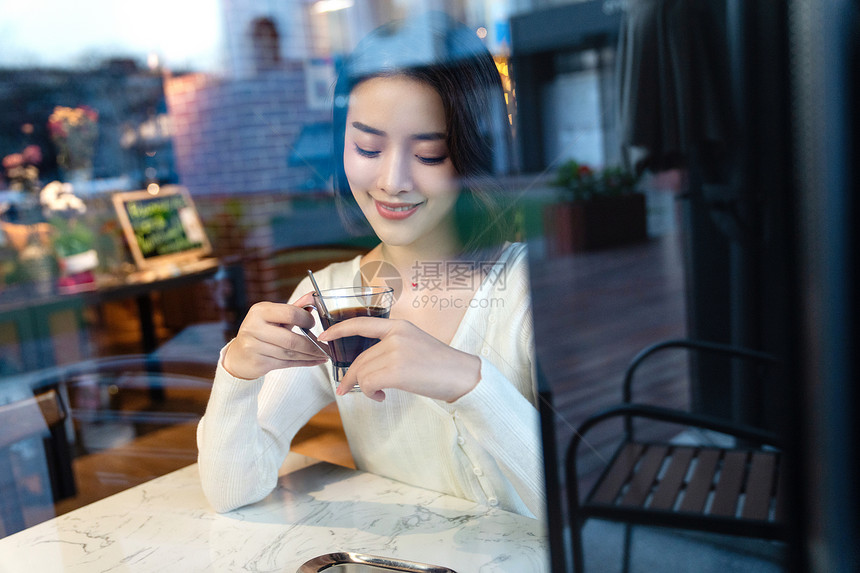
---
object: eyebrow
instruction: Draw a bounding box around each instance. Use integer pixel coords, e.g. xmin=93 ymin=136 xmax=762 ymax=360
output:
xmin=351 ymin=121 xmax=445 ymax=141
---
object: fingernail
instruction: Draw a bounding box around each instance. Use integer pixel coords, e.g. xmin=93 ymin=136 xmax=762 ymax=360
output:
xmin=317 ymin=332 xmax=329 ymax=342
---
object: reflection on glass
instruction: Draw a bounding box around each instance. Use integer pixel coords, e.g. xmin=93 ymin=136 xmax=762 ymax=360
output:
xmin=2 ymin=0 xmax=830 ymax=571
xmin=0 ymin=2 xmax=549 ymax=571
xmin=522 ymin=1 xmax=795 ymax=571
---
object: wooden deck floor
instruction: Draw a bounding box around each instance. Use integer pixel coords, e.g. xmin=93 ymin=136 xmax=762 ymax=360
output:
xmin=529 ymin=234 xmax=689 ymax=489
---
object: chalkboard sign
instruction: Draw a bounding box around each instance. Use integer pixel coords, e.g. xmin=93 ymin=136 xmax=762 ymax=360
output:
xmin=112 ymin=186 xmax=212 ymax=269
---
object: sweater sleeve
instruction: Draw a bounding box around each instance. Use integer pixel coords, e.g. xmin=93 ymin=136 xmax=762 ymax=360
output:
xmin=196 ymin=351 xmax=333 ymax=512
xmin=196 ymin=276 xmax=335 ymax=513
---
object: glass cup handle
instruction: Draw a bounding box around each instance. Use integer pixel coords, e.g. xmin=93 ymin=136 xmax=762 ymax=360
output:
xmin=298 ymin=304 xmax=332 ymax=360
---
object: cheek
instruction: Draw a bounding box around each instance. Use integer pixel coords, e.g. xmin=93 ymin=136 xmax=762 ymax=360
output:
xmin=414 ymin=166 xmax=459 ymax=199
xmin=344 ymin=155 xmax=377 ymax=201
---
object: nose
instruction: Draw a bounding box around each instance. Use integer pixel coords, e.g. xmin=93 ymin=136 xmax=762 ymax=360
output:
xmin=377 ymin=149 xmax=413 ymax=195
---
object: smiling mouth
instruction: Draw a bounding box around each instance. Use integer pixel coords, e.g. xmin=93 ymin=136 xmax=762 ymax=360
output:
xmin=374 ymin=200 xmax=424 ymax=220
xmin=379 ymin=202 xmax=421 ymax=212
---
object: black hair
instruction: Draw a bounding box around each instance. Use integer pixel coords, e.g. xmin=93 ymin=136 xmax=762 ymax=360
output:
xmin=331 ymin=12 xmax=515 ymax=255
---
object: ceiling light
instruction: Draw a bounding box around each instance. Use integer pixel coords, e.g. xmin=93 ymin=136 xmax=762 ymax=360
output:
xmin=312 ymin=0 xmax=354 ymax=14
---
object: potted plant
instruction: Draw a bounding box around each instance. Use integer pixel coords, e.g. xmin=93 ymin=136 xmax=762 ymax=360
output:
xmin=2 ymin=145 xmax=42 ymax=193
xmin=40 ymin=181 xmax=99 ymax=293
xmin=544 ymin=159 xmax=647 ymax=254
xmin=2 ymin=144 xmax=58 ymax=295
xmin=47 ymin=105 xmax=99 ymax=183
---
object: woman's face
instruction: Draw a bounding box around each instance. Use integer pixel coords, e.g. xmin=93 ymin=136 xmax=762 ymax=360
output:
xmin=343 ymin=75 xmax=460 ymax=250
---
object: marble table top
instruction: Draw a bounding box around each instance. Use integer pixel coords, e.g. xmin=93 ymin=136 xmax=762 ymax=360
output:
xmin=0 ymin=453 xmax=548 ymax=572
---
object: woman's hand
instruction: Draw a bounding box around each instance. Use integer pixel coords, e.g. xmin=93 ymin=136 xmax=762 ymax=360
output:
xmin=223 ymin=292 xmax=329 ymax=380
xmin=317 ymin=318 xmax=481 ymax=402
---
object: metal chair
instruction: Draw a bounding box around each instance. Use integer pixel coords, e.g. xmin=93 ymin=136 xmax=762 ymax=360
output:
xmin=566 ymin=339 xmax=787 ymax=572
xmin=0 ymin=388 xmax=73 ymax=537
xmin=34 ymin=355 xmax=216 ymax=433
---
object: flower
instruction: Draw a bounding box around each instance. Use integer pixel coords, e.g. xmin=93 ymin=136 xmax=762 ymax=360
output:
xmin=47 ymin=106 xmax=99 ymax=171
xmin=2 ymin=144 xmax=42 ymax=193
xmin=40 ymin=181 xmax=86 ymax=216
xmin=553 ymin=159 xmax=638 ymax=202
xmin=2 ymin=153 xmax=23 ymax=170
xmin=40 ymin=181 xmax=93 ymax=257
xmin=22 ymin=145 xmax=42 ymax=165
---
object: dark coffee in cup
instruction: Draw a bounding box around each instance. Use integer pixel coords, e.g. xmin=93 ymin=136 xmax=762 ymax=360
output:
xmin=306 ymin=285 xmax=395 ymax=390
xmin=319 ymin=305 xmax=391 ymax=367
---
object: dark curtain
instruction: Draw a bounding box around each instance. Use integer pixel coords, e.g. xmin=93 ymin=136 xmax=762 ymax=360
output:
xmin=616 ymin=0 xmax=731 ymax=179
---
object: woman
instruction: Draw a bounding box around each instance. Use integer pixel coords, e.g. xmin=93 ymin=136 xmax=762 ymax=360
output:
xmin=197 ymin=13 xmax=543 ymax=519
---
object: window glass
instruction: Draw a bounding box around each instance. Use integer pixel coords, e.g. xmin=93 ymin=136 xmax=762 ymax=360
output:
xmin=0 ymin=3 xmax=548 ymax=569
xmin=0 ymin=1 xmax=800 ymax=571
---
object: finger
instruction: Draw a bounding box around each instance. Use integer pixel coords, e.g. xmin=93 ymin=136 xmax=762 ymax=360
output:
xmin=335 ymin=371 xmax=385 ymax=401
xmin=262 ymin=325 xmax=328 ymax=359
xmin=232 ymin=355 xmax=326 ymax=379
xmin=290 ymin=359 xmax=330 ymax=368
xmin=339 ymin=378 xmax=386 ymax=401
xmin=254 ymin=324 xmax=329 ymax=360
xmin=335 ymin=377 xmax=354 ymax=396
xmin=257 ymin=301 xmax=316 ymax=330
xmin=247 ymin=334 xmax=316 ymax=362
xmin=335 ymin=347 xmax=388 ymax=400
xmin=292 ymin=291 xmax=316 ymax=309
xmin=358 ymin=352 xmax=392 ymax=402
xmin=318 ymin=317 xmax=394 ymax=342
xmin=256 ymin=355 xmax=328 ymax=369
xmin=295 ymin=327 xmax=333 ymax=359
xmin=255 ymin=317 xmax=322 ymax=349
xmin=332 ymin=337 xmax=381 ymax=390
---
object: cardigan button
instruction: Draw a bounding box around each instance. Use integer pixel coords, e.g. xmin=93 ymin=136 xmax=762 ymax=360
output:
xmin=481 ymin=346 xmax=490 ymax=357
xmin=473 ymin=467 xmax=484 ymax=476
xmin=457 ymin=436 xmax=466 ymax=446
xmin=488 ymin=497 xmax=499 ymax=507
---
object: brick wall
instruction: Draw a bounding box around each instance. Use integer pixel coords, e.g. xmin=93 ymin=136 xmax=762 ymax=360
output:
xmin=160 ymin=45 xmax=354 ymax=325
xmin=163 ymin=61 xmax=328 ymax=198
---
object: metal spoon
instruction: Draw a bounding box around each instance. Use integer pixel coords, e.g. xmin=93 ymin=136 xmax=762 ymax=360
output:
xmin=296 ymin=269 xmax=332 ymax=359
xmin=307 ymin=269 xmax=330 ymax=318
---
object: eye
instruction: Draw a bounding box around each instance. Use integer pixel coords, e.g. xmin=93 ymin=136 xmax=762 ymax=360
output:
xmin=416 ymin=155 xmax=448 ymax=166
xmin=354 ymin=144 xmax=380 ymax=158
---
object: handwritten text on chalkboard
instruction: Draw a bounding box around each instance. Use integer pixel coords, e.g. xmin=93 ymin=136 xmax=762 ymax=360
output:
xmin=123 ymin=194 xmax=204 ymax=259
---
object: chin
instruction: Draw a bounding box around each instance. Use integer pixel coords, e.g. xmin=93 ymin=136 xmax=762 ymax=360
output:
xmin=366 ymin=223 xmax=422 ymax=248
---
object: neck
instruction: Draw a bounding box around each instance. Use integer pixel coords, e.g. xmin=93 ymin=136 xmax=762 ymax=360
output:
xmin=379 ymin=237 xmax=460 ymax=273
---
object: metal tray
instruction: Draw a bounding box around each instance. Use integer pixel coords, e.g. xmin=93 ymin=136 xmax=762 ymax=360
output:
xmin=296 ymin=552 xmax=458 ymax=573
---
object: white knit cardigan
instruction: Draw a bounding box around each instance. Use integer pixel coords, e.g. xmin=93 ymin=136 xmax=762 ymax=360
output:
xmin=196 ymin=243 xmax=544 ymax=518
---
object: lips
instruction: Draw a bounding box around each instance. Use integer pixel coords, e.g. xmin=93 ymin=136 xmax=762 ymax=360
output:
xmin=374 ymin=199 xmax=424 ymax=220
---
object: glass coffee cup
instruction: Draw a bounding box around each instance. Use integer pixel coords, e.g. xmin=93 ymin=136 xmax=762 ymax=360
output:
xmin=300 ymin=285 xmax=395 ymax=392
